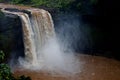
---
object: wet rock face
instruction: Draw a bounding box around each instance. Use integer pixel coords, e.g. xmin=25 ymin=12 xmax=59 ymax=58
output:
xmin=0 ymin=10 xmax=24 ymax=60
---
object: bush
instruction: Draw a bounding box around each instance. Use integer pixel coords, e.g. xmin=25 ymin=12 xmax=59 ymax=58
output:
xmin=31 ymin=0 xmax=74 ymax=9
xmin=10 ymin=0 xmax=75 ymax=9
xmin=11 ymin=0 xmax=30 ymax=4
xmin=0 ymin=63 xmax=14 ymax=80
xmin=0 ymin=50 xmax=31 ymax=80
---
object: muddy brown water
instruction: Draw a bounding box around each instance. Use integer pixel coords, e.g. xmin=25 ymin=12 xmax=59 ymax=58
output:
xmin=13 ymin=54 xmax=120 ymax=80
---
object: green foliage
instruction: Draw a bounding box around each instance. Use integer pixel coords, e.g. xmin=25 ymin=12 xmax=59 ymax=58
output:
xmin=0 ymin=50 xmax=5 ymax=61
xmin=10 ymin=0 xmax=75 ymax=9
xmin=0 ymin=50 xmax=31 ymax=80
xmin=0 ymin=10 xmax=4 ymax=18
xmin=11 ymin=0 xmax=31 ymax=4
xmin=0 ymin=63 xmax=13 ymax=80
xmin=31 ymin=0 xmax=74 ymax=9
xmin=11 ymin=0 xmax=23 ymax=4
xmin=0 ymin=50 xmax=13 ymax=80
xmin=0 ymin=0 xmax=98 ymax=10
xmin=90 ymin=0 xmax=98 ymax=4
xmin=0 ymin=0 xmax=4 ymax=2
xmin=30 ymin=0 xmax=98 ymax=10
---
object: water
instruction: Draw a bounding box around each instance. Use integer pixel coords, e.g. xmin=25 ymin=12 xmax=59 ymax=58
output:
xmin=1 ymin=8 xmax=81 ymax=75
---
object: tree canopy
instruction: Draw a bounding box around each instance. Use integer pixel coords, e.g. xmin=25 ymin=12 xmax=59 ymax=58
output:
xmin=0 ymin=0 xmax=98 ymax=10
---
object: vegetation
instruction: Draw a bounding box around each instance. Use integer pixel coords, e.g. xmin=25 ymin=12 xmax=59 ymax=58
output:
xmin=0 ymin=0 xmax=98 ymax=10
xmin=31 ymin=0 xmax=74 ymax=9
xmin=0 ymin=50 xmax=31 ymax=80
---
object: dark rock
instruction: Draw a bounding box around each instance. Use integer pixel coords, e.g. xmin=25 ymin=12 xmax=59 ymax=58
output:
xmin=0 ymin=10 xmax=24 ymax=62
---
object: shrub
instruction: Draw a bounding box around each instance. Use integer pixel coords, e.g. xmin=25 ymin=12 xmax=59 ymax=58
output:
xmin=0 ymin=50 xmax=31 ymax=80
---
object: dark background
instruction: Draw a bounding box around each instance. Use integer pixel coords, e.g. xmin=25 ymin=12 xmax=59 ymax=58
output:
xmin=79 ymin=0 xmax=120 ymax=59
xmin=53 ymin=0 xmax=120 ymax=60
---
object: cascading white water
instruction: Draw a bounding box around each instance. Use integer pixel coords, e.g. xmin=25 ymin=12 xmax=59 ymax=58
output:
xmin=1 ymin=9 xmax=39 ymax=66
xmin=17 ymin=13 xmax=38 ymax=65
xmin=1 ymin=8 xmax=81 ymax=75
xmin=1 ymin=8 xmax=55 ymax=66
xmin=26 ymin=9 xmax=55 ymax=58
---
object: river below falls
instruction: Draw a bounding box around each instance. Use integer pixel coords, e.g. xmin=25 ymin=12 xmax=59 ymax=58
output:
xmin=13 ymin=54 xmax=120 ymax=80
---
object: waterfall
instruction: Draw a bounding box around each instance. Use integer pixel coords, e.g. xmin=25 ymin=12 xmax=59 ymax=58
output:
xmin=1 ymin=7 xmax=81 ymax=74
xmin=1 ymin=8 xmax=55 ymax=66
xmin=26 ymin=9 xmax=55 ymax=55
